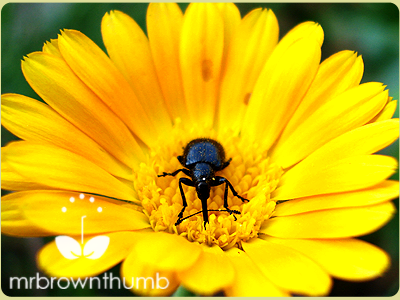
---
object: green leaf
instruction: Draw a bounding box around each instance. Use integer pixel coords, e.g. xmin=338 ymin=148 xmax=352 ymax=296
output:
xmin=172 ymin=285 xmax=197 ymax=297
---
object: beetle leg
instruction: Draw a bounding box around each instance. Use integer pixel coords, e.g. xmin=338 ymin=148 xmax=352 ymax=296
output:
xmin=214 ymin=176 xmax=249 ymax=205
xmin=175 ymin=177 xmax=194 ymax=225
xmin=222 ymin=179 xmax=241 ymax=217
xmin=158 ymin=168 xmax=191 ymax=178
xmin=209 ymin=176 xmax=243 ymax=220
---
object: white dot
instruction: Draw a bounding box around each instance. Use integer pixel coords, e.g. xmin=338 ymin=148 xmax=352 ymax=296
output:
xmin=69 ymin=197 xmax=75 ymax=203
xmin=62 ymin=207 xmax=67 ymax=213
xmin=79 ymin=193 xmax=85 ymax=199
xmin=89 ymin=197 xmax=95 ymax=203
xmin=97 ymin=207 xmax=102 ymax=213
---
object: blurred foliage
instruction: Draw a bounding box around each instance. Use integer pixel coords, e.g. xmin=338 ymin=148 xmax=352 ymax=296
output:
xmin=1 ymin=3 xmax=398 ymax=297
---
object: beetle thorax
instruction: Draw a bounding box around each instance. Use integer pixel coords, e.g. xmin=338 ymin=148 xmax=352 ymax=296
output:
xmin=192 ymin=162 xmax=215 ymax=184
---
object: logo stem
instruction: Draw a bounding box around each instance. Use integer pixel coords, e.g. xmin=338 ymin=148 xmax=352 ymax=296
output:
xmin=81 ymin=215 xmax=86 ymax=244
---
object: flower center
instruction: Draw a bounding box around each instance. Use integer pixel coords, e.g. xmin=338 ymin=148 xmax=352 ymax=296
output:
xmin=133 ymin=121 xmax=282 ymax=250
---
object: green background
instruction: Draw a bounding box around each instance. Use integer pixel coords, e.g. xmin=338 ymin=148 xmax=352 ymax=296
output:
xmin=1 ymin=3 xmax=399 ymax=296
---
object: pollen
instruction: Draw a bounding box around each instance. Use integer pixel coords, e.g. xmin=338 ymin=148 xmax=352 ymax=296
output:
xmin=133 ymin=121 xmax=282 ymax=250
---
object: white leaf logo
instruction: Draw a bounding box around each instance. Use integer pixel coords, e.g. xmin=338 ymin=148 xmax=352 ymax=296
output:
xmin=56 ymin=201 xmax=110 ymax=260
xmin=83 ymin=236 xmax=110 ymax=259
xmin=55 ymin=235 xmax=110 ymax=259
xmin=55 ymin=236 xmax=82 ymax=259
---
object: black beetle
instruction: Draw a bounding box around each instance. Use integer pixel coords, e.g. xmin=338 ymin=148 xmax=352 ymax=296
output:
xmin=158 ymin=138 xmax=249 ymax=227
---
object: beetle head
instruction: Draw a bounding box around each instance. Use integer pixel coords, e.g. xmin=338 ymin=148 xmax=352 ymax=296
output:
xmin=196 ymin=181 xmax=210 ymax=202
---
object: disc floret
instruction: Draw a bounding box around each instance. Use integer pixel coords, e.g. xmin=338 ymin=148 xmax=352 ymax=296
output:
xmin=134 ymin=124 xmax=282 ymax=250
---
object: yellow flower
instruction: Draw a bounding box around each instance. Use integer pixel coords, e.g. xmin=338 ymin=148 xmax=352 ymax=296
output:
xmin=2 ymin=3 xmax=399 ymax=296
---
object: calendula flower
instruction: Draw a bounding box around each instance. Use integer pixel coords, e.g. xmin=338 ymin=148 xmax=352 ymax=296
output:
xmin=2 ymin=3 xmax=399 ymax=297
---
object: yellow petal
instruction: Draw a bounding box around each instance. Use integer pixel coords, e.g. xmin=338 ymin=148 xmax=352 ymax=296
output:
xmin=214 ymin=3 xmax=241 ymax=80
xmin=261 ymin=201 xmax=396 ymax=238
xmin=1 ymin=93 xmax=133 ymax=180
xmin=215 ymin=3 xmax=241 ymax=61
xmin=21 ymin=51 xmax=146 ymax=167
xmin=275 ymin=21 xmax=324 ymax=53
xmin=300 ymin=119 xmax=398 ymax=163
xmin=178 ymin=244 xmax=235 ymax=295
xmin=101 ymin=11 xmax=172 ymax=131
xmin=274 ymin=118 xmax=398 ymax=200
xmin=243 ymin=238 xmax=332 ymax=296
xmin=122 ymin=237 xmax=180 ymax=296
xmin=277 ymin=51 xmax=364 ymax=143
xmin=370 ymin=99 xmax=398 ymax=123
xmin=58 ymin=29 xmax=170 ymax=146
xmin=273 ymin=180 xmax=399 ymax=216
xmin=42 ymin=39 xmax=61 ymax=58
xmin=218 ymin=8 xmax=279 ymax=132
xmin=2 ymin=193 xmax=53 ymax=237
xmin=2 ymin=142 xmax=136 ymax=200
xmin=180 ymin=3 xmax=224 ymax=127
xmin=38 ymin=231 xmax=140 ymax=278
xmin=242 ymin=37 xmax=321 ymax=150
xmin=224 ymin=247 xmax=289 ymax=296
xmin=275 ymin=154 xmax=397 ymax=200
xmin=147 ymin=3 xmax=187 ymax=122
xmin=1 ymin=190 xmax=148 ymax=237
xmin=262 ymin=236 xmax=391 ymax=281
xmin=1 ymin=160 xmax=48 ymax=191
xmin=132 ymin=232 xmax=201 ymax=271
xmin=272 ymin=83 xmax=389 ymax=169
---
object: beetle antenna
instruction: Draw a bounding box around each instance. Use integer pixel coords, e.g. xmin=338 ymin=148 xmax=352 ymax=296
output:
xmin=175 ymin=210 xmax=203 ymax=225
